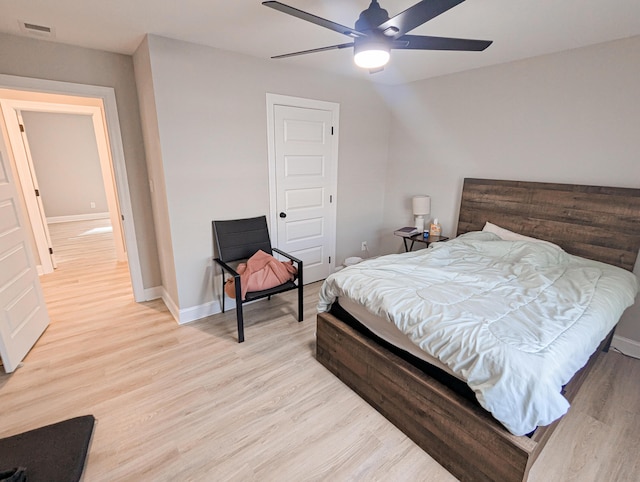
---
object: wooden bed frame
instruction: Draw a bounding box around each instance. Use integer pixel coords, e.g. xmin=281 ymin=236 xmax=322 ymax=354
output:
xmin=316 ymin=179 xmax=640 ymax=482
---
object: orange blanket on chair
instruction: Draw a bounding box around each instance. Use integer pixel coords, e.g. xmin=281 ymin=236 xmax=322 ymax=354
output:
xmin=224 ymin=250 xmax=297 ymax=300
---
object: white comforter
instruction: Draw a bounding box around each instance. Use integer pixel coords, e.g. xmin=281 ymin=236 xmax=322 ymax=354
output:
xmin=318 ymin=232 xmax=639 ymax=435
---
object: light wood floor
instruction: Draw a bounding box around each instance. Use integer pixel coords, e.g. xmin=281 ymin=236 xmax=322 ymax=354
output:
xmin=47 ymin=217 xmax=118 ymax=265
xmin=1 ymin=219 xmax=638 ymax=481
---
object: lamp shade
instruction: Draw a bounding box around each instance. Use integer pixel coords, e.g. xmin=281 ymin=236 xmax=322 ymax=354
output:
xmin=412 ymin=195 xmax=431 ymax=215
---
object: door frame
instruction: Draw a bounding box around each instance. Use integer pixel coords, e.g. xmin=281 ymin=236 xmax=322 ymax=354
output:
xmin=0 ymin=74 xmax=145 ymax=301
xmin=265 ymin=93 xmax=339 ymax=269
xmin=1 ymin=99 xmax=128 ymax=269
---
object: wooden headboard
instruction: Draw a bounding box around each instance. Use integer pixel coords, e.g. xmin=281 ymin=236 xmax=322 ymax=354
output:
xmin=457 ymin=178 xmax=640 ymax=271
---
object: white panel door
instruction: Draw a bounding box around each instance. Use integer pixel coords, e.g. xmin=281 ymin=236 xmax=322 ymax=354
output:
xmin=16 ymin=110 xmax=57 ymax=269
xmin=0 ymin=132 xmax=50 ymax=373
xmin=0 ymin=102 xmax=56 ymax=273
xmin=274 ymin=105 xmax=335 ymax=283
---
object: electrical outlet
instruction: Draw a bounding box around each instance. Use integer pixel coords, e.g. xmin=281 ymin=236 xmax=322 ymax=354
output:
xmin=361 ymin=241 xmax=367 ymax=251
xmin=90 ymin=202 xmax=96 ymax=209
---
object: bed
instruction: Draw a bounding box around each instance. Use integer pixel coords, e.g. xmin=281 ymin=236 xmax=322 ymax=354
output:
xmin=315 ymin=178 xmax=640 ymax=482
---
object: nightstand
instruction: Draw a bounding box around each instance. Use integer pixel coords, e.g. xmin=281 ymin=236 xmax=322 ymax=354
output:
xmin=396 ymin=232 xmax=449 ymax=252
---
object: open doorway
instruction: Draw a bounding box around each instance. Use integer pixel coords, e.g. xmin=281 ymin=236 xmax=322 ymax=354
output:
xmin=0 ymin=75 xmax=145 ymax=302
xmin=1 ymin=99 xmax=127 ymax=271
xmin=0 ymin=75 xmax=150 ymax=371
xmin=19 ymin=109 xmax=120 ymax=268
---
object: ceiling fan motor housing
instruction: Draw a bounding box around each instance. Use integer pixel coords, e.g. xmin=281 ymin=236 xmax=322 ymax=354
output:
xmin=355 ymin=0 xmax=390 ymax=32
xmin=354 ymin=33 xmax=390 ymax=53
xmin=263 ymin=0 xmax=493 ymax=70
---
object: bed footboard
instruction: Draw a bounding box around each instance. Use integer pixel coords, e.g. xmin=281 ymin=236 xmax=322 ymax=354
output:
xmin=317 ymin=311 xmax=611 ymax=481
xmin=317 ymin=311 xmax=560 ymax=481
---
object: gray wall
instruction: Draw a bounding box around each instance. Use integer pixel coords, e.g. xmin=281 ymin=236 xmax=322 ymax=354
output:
xmin=134 ymin=35 xmax=391 ymax=313
xmin=382 ymin=36 xmax=640 ymax=342
xmin=3 ymin=30 xmax=637 ymax=343
xmin=132 ymin=36 xmax=178 ymax=307
xmin=0 ymin=32 xmax=161 ymax=289
xmin=21 ymin=111 xmax=108 ymax=218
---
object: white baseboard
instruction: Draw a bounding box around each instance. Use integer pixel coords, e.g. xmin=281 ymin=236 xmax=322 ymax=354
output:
xmin=143 ymin=286 xmax=163 ymax=301
xmin=160 ymin=288 xmax=180 ymax=323
xmin=611 ymin=335 xmax=640 ymax=359
xmin=177 ymin=296 xmax=276 ymax=325
xmin=47 ymin=212 xmax=110 ymax=224
xmin=157 ymin=289 xmax=225 ymax=325
xmin=177 ymin=300 xmax=223 ymax=325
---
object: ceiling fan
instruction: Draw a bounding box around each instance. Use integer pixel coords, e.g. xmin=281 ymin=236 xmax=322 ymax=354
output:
xmin=263 ymin=0 xmax=492 ymax=73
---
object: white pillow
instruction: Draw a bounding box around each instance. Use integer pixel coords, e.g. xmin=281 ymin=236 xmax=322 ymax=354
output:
xmin=482 ymin=222 xmax=562 ymax=250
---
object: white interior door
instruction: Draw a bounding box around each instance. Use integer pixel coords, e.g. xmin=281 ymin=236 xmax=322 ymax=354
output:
xmin=16 ymin=110 xmax=57 ymax=269
xmin=0 ymin=132 xmax=50 ymax=373
xmin=0 ymin=102 xmax=56 ymax=273
xmin=272 ymin=103 xmax=337 ymax=283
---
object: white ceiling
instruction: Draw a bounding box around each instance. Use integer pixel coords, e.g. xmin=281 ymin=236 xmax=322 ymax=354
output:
xmin=2 ymin=0 xmax=640 ymax=85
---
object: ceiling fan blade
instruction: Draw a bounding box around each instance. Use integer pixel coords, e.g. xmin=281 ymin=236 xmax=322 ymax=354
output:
xmin=394 ymin=35 xmax=492 ymax=51
xmin=271 ymin=43 xmax=354 ymax=59
xmin=378 ymin=0 xmax=465 ymax=37
xmin=263 ymin=1 xmax=367 ymax=38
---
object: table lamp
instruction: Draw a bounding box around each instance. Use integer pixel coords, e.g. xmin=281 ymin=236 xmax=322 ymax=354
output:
xmin=412 ymin=195 xmax=431 ymax=233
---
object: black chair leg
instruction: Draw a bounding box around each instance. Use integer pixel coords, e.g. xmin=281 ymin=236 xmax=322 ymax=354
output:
xmin=297 ymin=285 xmax=303 ymax=321
xmin=297 ymin=266 xmax=303 ymax=322
xmin=221 ymin=274 xmax=226 ymax=313
xmin=234 ymin=275 xmax=244 ymax=343
xmin=236 ymin=306 xmax=244 ymax=343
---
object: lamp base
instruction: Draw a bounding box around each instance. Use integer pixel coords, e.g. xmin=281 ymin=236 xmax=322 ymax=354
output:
xmin=414 ymin=215 xmax=425 ymax=233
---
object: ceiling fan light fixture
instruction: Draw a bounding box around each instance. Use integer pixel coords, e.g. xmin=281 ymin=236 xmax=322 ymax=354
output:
xmin=264 ymin=1 xmax=493 ymax=69
xmin=353 ymin=42 xmax=390 ymax=69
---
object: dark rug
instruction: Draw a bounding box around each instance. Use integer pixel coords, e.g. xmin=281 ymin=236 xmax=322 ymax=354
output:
xmin=0 ymin=415 xmax=95 ymax=482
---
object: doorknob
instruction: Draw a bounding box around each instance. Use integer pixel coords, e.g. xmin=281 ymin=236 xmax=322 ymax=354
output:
xmin=279 ymin=212 xmax=287 ymax=218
